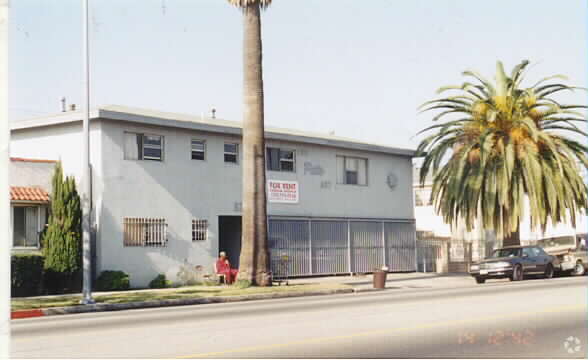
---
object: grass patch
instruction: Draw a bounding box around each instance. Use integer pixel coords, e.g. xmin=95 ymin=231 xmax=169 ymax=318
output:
xmin=11 ymin=283 xmax=350 ymax=311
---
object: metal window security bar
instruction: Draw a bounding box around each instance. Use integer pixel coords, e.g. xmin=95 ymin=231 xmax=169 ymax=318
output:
xmin=123 ymin=218 xmax=168 ymax=247
xmin=268 ymin=217 xmax=416 ymax=277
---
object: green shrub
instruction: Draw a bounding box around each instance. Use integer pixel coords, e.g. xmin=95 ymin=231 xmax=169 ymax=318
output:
xmin=43 ymin=162 xmax=82 ymax=294
xmin=95 ymin=270 xmax=130 ymax=291
xmin=11 ymin=253 xmax=45 ymax=297
xmin=149 ymin=274 xmax=171 ymax=289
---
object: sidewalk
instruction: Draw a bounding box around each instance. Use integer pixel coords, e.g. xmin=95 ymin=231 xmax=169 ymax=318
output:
xmin=11 ymin=272 xmax=473 ymax=319
xmin=286 ymin=272 xmax=473 ymax=290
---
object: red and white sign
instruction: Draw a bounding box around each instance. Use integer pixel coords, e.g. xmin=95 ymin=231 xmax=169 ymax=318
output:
xmin=268 ymin=180 xmax=299 ymax=204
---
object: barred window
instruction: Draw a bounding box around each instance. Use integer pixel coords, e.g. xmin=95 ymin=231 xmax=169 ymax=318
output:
xmin=192 ymin=219 xmax=208 ymax=241
xmin=123 ymin=218 xmax=168 ymax=247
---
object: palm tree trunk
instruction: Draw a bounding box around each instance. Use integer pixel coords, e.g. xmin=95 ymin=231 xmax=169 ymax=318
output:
xmin=237 ymin=4 xmax=271 ymax=286
xmin=502 ymin=223 xmax=521 ymax=247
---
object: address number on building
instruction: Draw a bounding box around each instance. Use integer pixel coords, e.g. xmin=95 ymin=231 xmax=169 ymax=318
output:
xmin=268 ymin=180 xmax=299 ymax=204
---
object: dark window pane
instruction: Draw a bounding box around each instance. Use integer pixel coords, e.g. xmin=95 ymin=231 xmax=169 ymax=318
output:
xmin=13 ymin=207 xmax=25 ymax=247
xmin=224 ymin=143 xmax=237 ymax=153
xmin=137 ymin=134 xmax=143 ymax=160
xmin=267 ymin=148 xmax=280 ymax=170
xmin=144 ymin=135 xmax=161 ymax=146
xmin=192 ymin=151 xmax=205 ymax=160
xmin=280 ymin=160 xmax=294 ymax=172
xmin=225 ymin=154 xmax=237 ymax=163
xmin=280 ymin=150 xmax=294 ymax=160
xmin=346 ymin=171 xmax=358 ymax=185
xmin=143 ymin=147 xmax=162 ymax=160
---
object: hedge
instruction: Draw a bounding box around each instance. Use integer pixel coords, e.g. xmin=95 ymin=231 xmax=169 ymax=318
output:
xmin=95 ymin=270 xmax=130 ymax=291
xmin=11 ymin=253 xmax=45 ymax=297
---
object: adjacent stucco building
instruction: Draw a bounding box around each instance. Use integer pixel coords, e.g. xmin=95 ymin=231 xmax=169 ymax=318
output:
xmin=10 ymin=105 xmax=417 ymax=287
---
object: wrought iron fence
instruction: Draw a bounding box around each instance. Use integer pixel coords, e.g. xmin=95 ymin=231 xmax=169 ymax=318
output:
xmin=268 ymin=218 xmax=416 ymax=277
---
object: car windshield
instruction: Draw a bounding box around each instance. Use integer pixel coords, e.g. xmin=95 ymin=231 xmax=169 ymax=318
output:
xmin=492 ymin=248 xmax=521 ymax=258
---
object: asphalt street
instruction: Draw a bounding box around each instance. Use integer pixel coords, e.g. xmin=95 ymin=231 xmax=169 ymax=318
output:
xmin=11 ymin=276 xmax=588 ymax=358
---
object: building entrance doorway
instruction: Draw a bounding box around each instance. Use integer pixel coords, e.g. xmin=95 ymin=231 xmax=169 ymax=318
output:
xmin=218 ymin=216 xmax=242 ymax=269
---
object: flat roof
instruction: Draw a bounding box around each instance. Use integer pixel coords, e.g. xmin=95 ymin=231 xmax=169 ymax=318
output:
xmin=10 ymin=105 xmax=416 ymax=157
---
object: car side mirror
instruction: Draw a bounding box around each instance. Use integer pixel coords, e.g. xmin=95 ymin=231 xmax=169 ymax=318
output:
xmin=522 ymin=253 xmax=528 ymax=258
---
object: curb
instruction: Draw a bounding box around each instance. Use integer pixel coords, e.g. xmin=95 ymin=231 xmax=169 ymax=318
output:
xmin=12 ymin=288 xmax=355 ymax=319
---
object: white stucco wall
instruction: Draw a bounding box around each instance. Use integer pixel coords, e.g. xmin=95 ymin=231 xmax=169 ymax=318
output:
xmin=95 ymin=119 xmax=415 ymax=287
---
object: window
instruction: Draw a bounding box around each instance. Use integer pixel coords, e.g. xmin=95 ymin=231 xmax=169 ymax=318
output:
xmin=522 ymin=247 xmax=534 ymax=258
xmin=124 ymin=132 xmax=164 ymax=161
xmin=12 ymin=206 xmax=40 ymax=248
xmin=336 ymin=156 xmax=367 ymax=185
xmin=266 ymin=147 xmax=296 ymax=172
xmin=192 ymin=219 xmax=208 ymax=241
xmin=123 ymin=218 xmax=168 ymax=247
xmin=224 ymin=143 xmax=238 ymax=163
xmin=191 ymin=139 xmax=206 ymax=160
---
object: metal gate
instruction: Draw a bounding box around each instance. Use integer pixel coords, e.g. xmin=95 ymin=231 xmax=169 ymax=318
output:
xmin=268 ymin=217 xmax=416 ymax=276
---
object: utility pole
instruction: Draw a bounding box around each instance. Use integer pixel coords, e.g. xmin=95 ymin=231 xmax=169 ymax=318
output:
xmin=81 ymin=0 xmax=94 ymax=305
xmin=0 ymin=1 xmax=10 ymax=357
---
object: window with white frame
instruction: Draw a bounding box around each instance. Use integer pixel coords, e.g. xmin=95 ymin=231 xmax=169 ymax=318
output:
xmin=123 ymin=218 xmax=168 ymax=247
xmin=224 ymin=143 xmax=238 ymax=163
xmin=192 ymin=219 xmax=208 ymax=241
xmin=191 ymin=139 xmax=206 ymax=161
xmin=12 ymin=206 xmax=45 ymax=248
xmin=336 ymin=156 xmax=368 ymax=185
xmin=266 ymin=147 xmax=295 ymax=172
xmin=124 ymin=132 xmax=164 ymax=161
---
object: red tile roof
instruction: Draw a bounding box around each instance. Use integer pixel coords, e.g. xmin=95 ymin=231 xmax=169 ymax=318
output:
xmin=10 ymin=186 xmax=50 ymax=203
xmin=10 ymin=157 xmax=58 ymax=164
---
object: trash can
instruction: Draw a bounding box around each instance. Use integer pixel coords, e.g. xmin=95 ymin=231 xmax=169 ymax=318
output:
xmin=373 ymin=270 xmax=387 ymax=289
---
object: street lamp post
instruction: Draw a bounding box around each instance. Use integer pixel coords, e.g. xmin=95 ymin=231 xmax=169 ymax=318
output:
xmin=81 ymin=0 xmax=94 ymax=305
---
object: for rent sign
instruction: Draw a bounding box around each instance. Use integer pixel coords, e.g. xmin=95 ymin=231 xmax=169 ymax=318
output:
xmin=268 ymin=180 xmax=299 ymax=204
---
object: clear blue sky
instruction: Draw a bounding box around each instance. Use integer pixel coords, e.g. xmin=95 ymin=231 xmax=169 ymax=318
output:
xmin=9 ymin=0 xmax=588 ymax=149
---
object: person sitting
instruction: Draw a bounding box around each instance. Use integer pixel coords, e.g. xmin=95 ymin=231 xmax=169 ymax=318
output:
xmin=215 ymin=251 xmax=239 ymax=284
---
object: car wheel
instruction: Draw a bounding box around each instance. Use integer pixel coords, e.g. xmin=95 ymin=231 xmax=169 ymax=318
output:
xmin=544 ymin=264 xmax=554 ymax=279
xmin=572 ymin=262 xmax=585 ymax=276
xmin=475 ymin=277 xmax=485 ymax=284
xmin=510 ymin=265 xmax=523 ymax=281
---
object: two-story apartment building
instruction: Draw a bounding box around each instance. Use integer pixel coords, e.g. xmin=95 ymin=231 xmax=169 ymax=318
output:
xmin=10 ymin=105 xmax=417 ymax=287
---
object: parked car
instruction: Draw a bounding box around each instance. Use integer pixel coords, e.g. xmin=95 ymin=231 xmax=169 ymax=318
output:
xmin=535 ymin=235 xmax=587 ymax=276
xmin=469 ymin=245 xmax=558 ymax=284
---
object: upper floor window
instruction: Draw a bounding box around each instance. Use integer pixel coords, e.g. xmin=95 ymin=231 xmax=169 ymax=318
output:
xmin=224 ymin=143 xmax=238 ymax=163
xmin=191 ymin=139 xmax=206 ymax=161
xmin=124 ymin=132 xmax=164 ymax=161
xmin=336 ymin=156 xmax=367 ymax=186
xmin=267 ymin=147 xmax=295 ymax=172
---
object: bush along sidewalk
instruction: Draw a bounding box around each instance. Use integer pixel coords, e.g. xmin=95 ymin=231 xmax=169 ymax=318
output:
xmin=11 ymin=253 xmax=44 ymax=297
xmin=11 ymin=283 xmax=354 ymax=319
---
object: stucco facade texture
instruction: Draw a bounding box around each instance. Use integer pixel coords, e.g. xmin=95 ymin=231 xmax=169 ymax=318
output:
xmin=11 ymin=109 xmax=415 ymax=287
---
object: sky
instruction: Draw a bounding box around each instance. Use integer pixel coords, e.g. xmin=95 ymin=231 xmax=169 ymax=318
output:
xmin=8 ymin=0 xmax=588 ymax=150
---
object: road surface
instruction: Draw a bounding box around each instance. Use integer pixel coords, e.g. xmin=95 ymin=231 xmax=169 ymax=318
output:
xmin=11 ymin=276 xmax=588 ymax=358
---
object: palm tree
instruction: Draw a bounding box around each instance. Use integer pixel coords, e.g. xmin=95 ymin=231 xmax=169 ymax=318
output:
xmin=416 ymin=60 xmax=588 ymax=246
xmin=227 ymin=0 xmax=272 ymax=286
